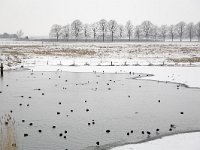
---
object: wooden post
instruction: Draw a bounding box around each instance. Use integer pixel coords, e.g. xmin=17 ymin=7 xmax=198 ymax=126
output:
xmin=1 ymin=63 xmax=3 ymax=77
xmin=111 ymin=61 xmax=113 ymax=66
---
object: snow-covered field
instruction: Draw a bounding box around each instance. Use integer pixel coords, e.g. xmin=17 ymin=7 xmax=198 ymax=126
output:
xmin=1 ymin=40 xmax=200 ymax=150
xmin=1 ymin=41 xmax=200 ymax=70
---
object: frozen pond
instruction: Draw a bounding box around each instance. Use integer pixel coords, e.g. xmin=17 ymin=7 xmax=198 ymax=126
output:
xmin=0 ymin=71 xmax=200 ymax=150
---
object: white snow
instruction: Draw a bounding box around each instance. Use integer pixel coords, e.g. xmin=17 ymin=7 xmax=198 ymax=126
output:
xmin=110 ymin=132 xmax=200 ymax=150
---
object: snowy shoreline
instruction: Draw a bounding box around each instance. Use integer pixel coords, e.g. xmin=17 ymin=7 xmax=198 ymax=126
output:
xmin=23 ymin=65 xmax=200 ymax=88
xmin=109 ymin=131 xmax=200 ymax=150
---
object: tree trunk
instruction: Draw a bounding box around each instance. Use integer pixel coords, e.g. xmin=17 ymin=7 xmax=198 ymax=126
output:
xmin=94 ymin=33 xmax=96 ymax=41
xmin=180 ymin=28 xmax=183 ymax=42
xmin=56 ymin=33 xmax=58 ymax=42
xmin=180 ymin=33 xmax=182 ymax=42
xmin=103 ymin=32 xmax=104 ymax=42
xmin=112 ymin=32 xmax=114 ymax=42
xmin=190 ymin=33 xmax=192 ymax=42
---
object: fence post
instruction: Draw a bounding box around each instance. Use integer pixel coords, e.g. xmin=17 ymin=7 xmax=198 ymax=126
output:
xmin=1 ymin=63 xmax=3 ymax=77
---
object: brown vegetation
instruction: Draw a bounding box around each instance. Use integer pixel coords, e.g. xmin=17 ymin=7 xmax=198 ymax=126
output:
xmin=0 ymin=114 xmax=17 ymax=150
xmin=32 ymin=49 xmax=96 ymax=57
xmin=170 ymin=57 xmax=200 ymax=63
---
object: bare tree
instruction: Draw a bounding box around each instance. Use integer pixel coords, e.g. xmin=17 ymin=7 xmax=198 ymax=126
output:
xmin=71 ymin=19 xmax=82 ymax=41
xmin=91 ymin=23 xmax=98 ymax=41
xmin=141 ymin=20 xmax=153 ymax=41
xmin=83 ymin=24 xmax=90 ymax=42
xmin=176 ymin=21 xmax=186 ymax=42
xmin=169 ymin=25 xmax=175 ymax=42
xmin=118 ymin=25 xmax=124 ymax=39
xmin=125 ymin=20 xmax=133 ymax=41
xmin=49 ymin=20 xmax=199 ymax=42
xmin=134 ymin=25 xmax=141 ymax=41
xmin=49 ymin=24 xmax=62 ymax=41
xmin=99 ymin=19 xmax=107 ymax=42
xmin=108 ymin=20 xmax=118 ymax=42
xmin=61 ymin=24 xmax=70 ymax=41
xmin=186 ymin=23 xmax=195 ymax=42
xmin=196 ymin=22 xmax=200 ymax=42
xmin=160 ymin=25 xmax=167 ymax=41
xmin=152 ymin=25 xmax=158 ymax=41
xmin=16 ymin=29 xmax=24 ymax=39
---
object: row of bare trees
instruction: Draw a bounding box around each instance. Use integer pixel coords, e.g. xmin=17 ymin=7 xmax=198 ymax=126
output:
xmin=49 ymin=20 xmax=200 ymax=42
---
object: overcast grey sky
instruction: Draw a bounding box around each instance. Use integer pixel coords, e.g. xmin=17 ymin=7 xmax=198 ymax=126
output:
xmin=0 ymin=0 xmax=199 ymax=36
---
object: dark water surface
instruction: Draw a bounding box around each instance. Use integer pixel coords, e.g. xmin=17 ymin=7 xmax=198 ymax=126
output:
xmin=0 ymin=71 xmax=200 ymax=150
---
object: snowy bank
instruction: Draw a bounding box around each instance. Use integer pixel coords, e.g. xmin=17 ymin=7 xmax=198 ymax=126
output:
xmin=28 ymin=65 xmax=200 ymax=88
xmin=110 ymin=132 xmax=200 ymax=150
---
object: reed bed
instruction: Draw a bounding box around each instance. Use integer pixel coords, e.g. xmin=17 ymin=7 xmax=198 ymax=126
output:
xmin=0 ymin=114 xmax=17 ymax=150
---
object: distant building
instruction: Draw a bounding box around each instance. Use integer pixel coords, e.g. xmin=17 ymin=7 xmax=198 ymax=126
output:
xmin=0 ymin=33 xmax=18 ymax=39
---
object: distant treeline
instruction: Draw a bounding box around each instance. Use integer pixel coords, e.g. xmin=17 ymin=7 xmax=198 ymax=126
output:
xmin=50 ymin=20 xmax=200 ymax=42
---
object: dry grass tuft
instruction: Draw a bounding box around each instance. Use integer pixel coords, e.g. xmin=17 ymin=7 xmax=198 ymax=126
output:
xmin=0 ymin=114 xmax=17 ymax=150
